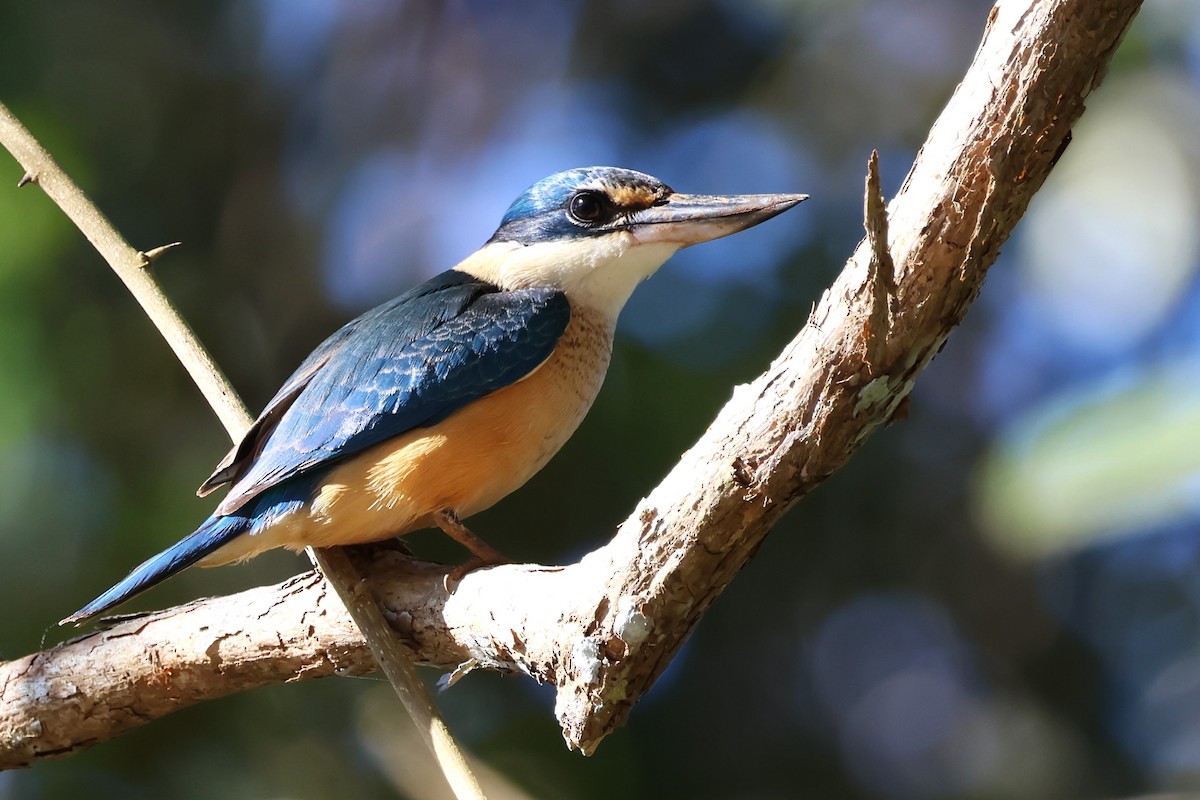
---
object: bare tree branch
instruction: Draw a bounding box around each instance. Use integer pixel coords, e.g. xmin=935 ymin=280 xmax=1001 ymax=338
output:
xmin=0 ymin=0 xmax=1142 ymax=770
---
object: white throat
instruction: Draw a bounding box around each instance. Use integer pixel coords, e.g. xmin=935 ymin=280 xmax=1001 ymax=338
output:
xmin=457 ymin=235 xmax=680 ymax=319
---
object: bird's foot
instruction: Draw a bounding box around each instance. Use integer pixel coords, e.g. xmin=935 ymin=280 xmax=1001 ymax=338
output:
xmin=434 ymin=509 xmax=510 ymax=590
xmin=442 ymin=555 xmax=508 ymax=591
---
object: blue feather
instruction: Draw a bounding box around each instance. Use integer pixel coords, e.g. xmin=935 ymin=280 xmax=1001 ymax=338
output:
xmin=59 ymin=516 xmax=245 ymax=626
xmin=61 ymin=478 xmax=320 ymax=625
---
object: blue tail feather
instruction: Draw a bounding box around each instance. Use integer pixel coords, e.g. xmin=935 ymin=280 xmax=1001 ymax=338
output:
xmin=63 ymin=469 xmax=322 ymax=626
xmin=60 ymin=515 xmax=249 ymax=626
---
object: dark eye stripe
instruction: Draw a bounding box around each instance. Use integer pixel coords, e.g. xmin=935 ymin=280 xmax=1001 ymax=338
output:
xmin=489 ymin=168 xmax=670 ymax=245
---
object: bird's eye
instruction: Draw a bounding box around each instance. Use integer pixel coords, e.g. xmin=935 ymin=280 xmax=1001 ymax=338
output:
xmin=568 ymin=191 xmax=608 ymax=224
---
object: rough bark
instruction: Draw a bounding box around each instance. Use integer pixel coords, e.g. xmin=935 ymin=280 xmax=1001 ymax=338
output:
xmin=0 ymin=0 xmax=1142 ymax=769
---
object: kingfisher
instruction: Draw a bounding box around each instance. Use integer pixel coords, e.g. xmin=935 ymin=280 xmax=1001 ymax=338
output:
xmin=62 ymin=167 xmax=805 ymax=626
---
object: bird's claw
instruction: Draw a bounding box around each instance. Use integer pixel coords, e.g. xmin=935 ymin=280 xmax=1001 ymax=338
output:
xmin=442 ymin=554 xmax=510 ymax=592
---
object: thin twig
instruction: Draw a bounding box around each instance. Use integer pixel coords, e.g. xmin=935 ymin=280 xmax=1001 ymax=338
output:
xmin=318 ymin=549 xmax=486 ymax=800
xmin=0 ymin=100 xmax=486 ymax=800
xmin=0 ymin=110 xmax=248 ymax=437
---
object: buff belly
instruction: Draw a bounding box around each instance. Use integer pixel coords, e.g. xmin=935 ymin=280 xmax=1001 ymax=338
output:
xmin=202 ymin=306 xmax=613 ymax=565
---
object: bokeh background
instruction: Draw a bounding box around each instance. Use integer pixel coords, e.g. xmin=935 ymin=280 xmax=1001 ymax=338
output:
xmin=2 ymin=1 xmax=1199 ymax=798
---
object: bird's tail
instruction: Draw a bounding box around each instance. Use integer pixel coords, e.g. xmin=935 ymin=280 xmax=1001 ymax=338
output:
xmin=59 ymin=514 xmax=249 ymax=627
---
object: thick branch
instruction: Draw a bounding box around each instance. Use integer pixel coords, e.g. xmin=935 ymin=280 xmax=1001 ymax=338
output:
xmin=0 ymin=0 xmax=1141 ymax=768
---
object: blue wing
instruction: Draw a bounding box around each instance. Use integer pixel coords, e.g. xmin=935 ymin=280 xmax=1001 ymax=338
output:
xmin=206 ymin=268 xmax=571 ymax=515
xmin=199 ymin=269 xmax=484 ymax=495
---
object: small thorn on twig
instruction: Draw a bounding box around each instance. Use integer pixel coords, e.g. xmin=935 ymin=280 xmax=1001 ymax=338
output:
xmin=139 ymin=241 xmax=182 ymax=267
xmin=17 ymin=172 xmax=35 ymax=188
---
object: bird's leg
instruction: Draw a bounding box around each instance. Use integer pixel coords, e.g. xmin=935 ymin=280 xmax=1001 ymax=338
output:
xmin=433 ymin=509 xmax=510 ymax=584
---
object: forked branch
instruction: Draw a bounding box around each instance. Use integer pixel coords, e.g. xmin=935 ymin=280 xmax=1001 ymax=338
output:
xmin=0 ymin=0 xmax=1142 ymax=770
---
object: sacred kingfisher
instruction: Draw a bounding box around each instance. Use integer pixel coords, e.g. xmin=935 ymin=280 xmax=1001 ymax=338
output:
xmin=63 ymin=166 xmax=805 ymax=626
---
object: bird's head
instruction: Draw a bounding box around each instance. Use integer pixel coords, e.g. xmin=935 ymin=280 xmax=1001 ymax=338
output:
xmin=466 ymin=167 xmax=806 ymax=316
